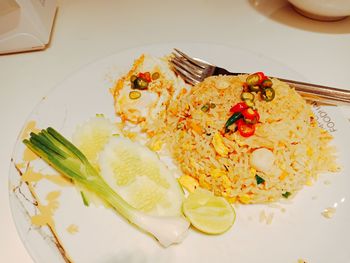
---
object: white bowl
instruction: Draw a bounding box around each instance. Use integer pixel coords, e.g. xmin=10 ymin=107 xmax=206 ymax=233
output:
xmin=288 ymin=0 xmax=350 ymax=21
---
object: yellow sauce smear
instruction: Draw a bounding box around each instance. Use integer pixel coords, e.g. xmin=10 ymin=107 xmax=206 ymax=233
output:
xmin=21 ymin=120 xmax=40 ymax=140
xmin=23 ymin=147 xmax=38 ymax=162
xmin=22 ymin=167 xmax=72 ymax=187
xmin=66 ymin=224 xmax=79 ymax=234
xmin=31 ymin=190 xmax=61 ymax=227
xmin=18 ymin=161 xmax=73 ymax=262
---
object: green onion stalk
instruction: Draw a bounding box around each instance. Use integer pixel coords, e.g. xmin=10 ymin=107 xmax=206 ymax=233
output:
xmin=23 ymin=128 xmax=189 ymax=247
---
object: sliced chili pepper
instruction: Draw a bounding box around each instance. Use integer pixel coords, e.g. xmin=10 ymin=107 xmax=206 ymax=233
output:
xmin=242 ymin=107 xmax=256 ymax=119
xmin=242 ymin=108 xmax=256 ymax=120
xmin=224 ymin=112 xmax=242 ymax=132
xmin=133 ymin=77 xmax=149 ymax=90
xmin=242 ymin=82 xmax=249 ymax=92
xmin=237 ymin=119 xmax=255 ymax=137
xmin=130 ymin=75 xmax=137 ymax=83
xmin=241 ymin=108 xmax=259 ymax=124
xmin=201 ymin=103 xmax=210 ymax=112
xmin=261 ymin=78 xmax=273 ymax=89
xmin=241 ymin=92 xmax=254 ymax=101
xmin=254 ymin=110 xmax=260 ymax=122
xmin=249 ymin=85 xmax=260 ymax=92
xmin=246 ymin=74 xmax=260 ymax=86
xmin=129 ymin=90 xmax=141 ymax=100
xmin=243 ymin=99 xmax=255 ymax=108
xmin=255 ymin=72 xmax=267 ymax=82
xmin=151 ymin=72 xmax=160 ymax=80
xmin=246 ymin=72 xmax=266 ymax=86
xmin=138 ymin=72 xmax=152 ymax=82
xmin=144 ymin=72 xmax=151 ymax=82
xmin=261 ymin=87 xmax=275 ymax=101
xmin=229 ymin=102 xmax=248 ymax=113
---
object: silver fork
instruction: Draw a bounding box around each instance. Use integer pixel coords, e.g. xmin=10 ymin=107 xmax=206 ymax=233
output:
xmin=170 ymin=48 xmax=350 ymax=105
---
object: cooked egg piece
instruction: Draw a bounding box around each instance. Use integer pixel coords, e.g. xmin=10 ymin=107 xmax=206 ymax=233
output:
xmin=113 ymin=54 xmax=190 ymax=126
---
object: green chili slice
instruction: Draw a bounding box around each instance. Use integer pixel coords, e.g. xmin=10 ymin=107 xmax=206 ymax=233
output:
xmin=241 ymin=92 xmax=254 ymax=101
xmin=261 ymin=87 xmax=275 ymax=101
xmin=201 ymin=103 xmax=210 ymax=112
xmin=249 ymin=85 xmax=260 ymax=92
xmin=133 ymin=77 xmax=149 ymax=90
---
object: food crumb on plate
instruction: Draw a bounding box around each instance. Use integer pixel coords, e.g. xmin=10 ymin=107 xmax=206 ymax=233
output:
xmin=323 ymin=180 xmax=332 ymax=185
xmin=259 ymin=210 xmax=274 ymax=224
xmin=66 ymin=224 xmax=79 ymax=234
xmin=321 ymin=207 xmax=336 ymax=219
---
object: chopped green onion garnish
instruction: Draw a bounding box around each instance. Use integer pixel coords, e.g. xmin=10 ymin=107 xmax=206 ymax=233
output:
xmin=80 ymin=191 xmax=90 ymax=206
xmin=282 ymin=191 xmax=291 ymax=198
xmin=255 ymin=174 xmax=265 ymax=185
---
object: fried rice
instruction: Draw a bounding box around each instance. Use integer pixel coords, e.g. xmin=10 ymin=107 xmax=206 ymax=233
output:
xmin=112 ymin=55 xmax=339 ymax=204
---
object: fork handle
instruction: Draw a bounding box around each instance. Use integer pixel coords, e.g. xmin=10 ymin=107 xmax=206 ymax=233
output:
xmin=276 ymin=77 xmax=350 ymax=105
xmin=219 ymin=68 xmax=350 ymax=105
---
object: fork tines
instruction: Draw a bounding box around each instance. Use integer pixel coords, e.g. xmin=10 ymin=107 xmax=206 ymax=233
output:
xmin=170 ymin=49 xmax=211 ymax=85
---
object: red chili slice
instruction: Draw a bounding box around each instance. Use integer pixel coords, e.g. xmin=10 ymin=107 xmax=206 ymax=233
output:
xmin=255 ymin=72 xmax=267 ymax=83
xmin=144 ymin=72 xmax=151 ymax=82
xmin=246 ymin=72 xmax=267 ymax=86
xmin=138 ymin=72 xmax=152 ymax=83
xmin=230 ymin=102 xmax=249 ymax=113
xmin=242 ymin=108 xmax=260 ymax=123
xmin=237 ymin=119 xmax=255 ymax=137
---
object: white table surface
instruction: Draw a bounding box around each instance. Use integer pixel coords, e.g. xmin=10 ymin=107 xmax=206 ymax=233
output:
xmin=1 ymin=0 xmax=350 ymax=262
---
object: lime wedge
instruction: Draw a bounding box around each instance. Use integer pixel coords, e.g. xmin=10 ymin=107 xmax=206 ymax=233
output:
xmin=183 ymin=188 xmax=235 ymax=234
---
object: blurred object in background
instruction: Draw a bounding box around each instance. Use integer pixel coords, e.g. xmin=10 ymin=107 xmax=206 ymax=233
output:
xmin=0 ymin=0 xmax=57 ymax=54
xmin=288 ymin=0 xmax=350 ymax=21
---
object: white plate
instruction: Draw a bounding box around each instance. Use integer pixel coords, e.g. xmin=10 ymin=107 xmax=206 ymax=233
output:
xmin=9 ymin=43 xmax=350 ymax=263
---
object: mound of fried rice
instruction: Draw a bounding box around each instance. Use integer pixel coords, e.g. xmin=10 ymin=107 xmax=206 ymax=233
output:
xmin=112 ymin=55 xmax=339 ymax=204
